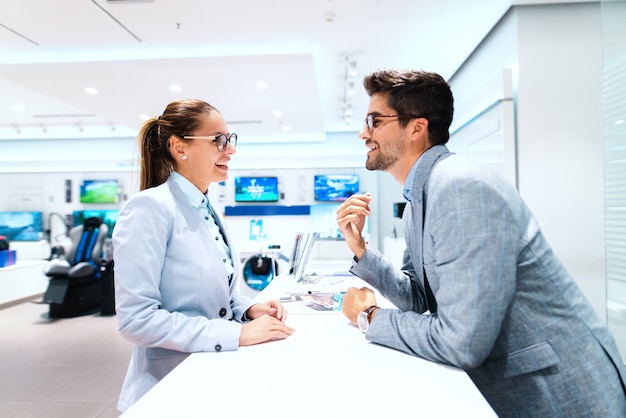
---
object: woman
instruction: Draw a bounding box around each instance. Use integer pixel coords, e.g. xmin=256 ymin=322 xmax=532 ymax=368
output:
xmin=112 ymin=99 xmax=294 ymax=412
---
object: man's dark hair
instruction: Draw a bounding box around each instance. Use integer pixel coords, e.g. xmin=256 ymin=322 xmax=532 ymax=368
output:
xmin=363 ymin=69 xmax=454 ymax=145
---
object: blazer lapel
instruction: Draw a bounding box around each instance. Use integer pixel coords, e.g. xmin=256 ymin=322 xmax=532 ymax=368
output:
xmin=405 ymin=145 xmax=451 ymax=310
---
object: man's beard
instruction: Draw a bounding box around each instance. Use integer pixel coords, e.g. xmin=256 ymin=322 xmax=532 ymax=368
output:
xmin=365 ymin=138 xmax=404 ymax=171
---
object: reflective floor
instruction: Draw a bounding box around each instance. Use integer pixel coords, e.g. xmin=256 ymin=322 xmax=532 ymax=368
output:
xmin=0 ymin=300 xmax=132 ymax=418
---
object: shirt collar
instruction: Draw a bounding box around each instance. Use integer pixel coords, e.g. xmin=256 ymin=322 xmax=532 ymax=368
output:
xmin=171 ymin=171 xmax=209 ymax=209
xmin=402 ymin=159 xmax=421 ymax=202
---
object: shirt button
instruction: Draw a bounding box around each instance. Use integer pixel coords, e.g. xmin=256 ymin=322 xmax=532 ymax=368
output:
xmin=215 ymin=237 xmax=219 ymax=240
xmin=222 ymin=258 xmax=226 ymax=262
xmin=219 ymin=307 xmax=227 ymax=317
xmin=205 ymin=216 xmax=209 ymax=220
xmin=215 ymin=344 xmax=222 ymax=351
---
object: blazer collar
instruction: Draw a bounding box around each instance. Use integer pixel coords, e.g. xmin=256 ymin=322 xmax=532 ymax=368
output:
xmin=411 ymin=144 xmax=451 ymax=201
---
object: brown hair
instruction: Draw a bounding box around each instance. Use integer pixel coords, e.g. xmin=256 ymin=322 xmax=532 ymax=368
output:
xmin=138 ymin=99 xmax=219 ymax=190
xmin=363 ymin=69 xmax=454 ymax=145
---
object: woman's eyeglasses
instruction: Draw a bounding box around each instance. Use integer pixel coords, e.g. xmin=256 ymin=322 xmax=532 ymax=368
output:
xmin=183 ymin=133 xmax=238 ymax=152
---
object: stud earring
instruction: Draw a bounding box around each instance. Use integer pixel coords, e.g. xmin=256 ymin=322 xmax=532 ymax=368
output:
xmin=182 ymin=155 xmax=187 ymax=160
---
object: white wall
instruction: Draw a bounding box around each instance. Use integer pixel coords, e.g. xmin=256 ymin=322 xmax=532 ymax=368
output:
xmin=1 ymin=3 xmax=608 ymax=319
xmin=449 ymin=2 xmax=606 ymax=319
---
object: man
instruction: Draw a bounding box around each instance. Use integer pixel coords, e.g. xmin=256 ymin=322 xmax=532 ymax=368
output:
xmin=337 ymin=69 xmax=626 ymax=417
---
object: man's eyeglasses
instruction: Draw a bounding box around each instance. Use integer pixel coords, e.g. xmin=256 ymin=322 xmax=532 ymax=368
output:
xmin=364 ymin=114 xmax=422 ymax=133
xmin=183 ymin=133 xmax=238 ymax=152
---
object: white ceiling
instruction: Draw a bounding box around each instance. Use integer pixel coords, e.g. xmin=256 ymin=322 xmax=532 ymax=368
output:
xmin=0 ymin=0 xmax=519 ymax=143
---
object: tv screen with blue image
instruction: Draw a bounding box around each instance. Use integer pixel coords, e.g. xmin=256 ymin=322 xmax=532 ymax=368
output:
xmin=234 ymin=176 xmax=279 ymax=202
xmin=72 ymin=210 xmax=119 ymax=238
xmin=314 ymin=174 xmax=359 ymax=202
xmin=0 ymin=211 xmax=44 ymax=241
xmin=309 ymin=203 xmax=368 ymax=240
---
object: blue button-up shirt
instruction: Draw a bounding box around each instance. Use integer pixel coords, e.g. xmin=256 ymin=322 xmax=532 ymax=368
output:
xmin=171 ymin=172 xmax=234 ymax=278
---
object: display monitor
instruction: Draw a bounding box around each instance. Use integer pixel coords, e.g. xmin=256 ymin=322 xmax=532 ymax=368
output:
xmin=72 ymin=210 xmax=119 ymax=238
xmin=309 ymin=203 xmax=368 ymax=240
xmin=292 ymin=232 xmax=319 ymax=282
xmin=79 ymin=179 xmax=119 ymax=203
xmin=314 ymin=174 xmax=359 ymax=202
xmin=0 ymin=211 xmax=44 ymax=241
xmin=234 ymin=176 xmax=279 ymax=202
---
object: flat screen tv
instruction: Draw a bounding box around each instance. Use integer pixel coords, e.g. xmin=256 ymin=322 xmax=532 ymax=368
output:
xmin=80 ymin=179 xmax=119 ymax=204
xmin=72 ymin=210 xmax=119 ymax=238
xmin=314 ymin=174 xmax=359 ymax=202
xmin=0 ymin=211 xmax=44 ymax=241
xmin=234 ymin=176 xmax=279 ymax=202
xmin=309 ymin=203 xmax=368 ymax=240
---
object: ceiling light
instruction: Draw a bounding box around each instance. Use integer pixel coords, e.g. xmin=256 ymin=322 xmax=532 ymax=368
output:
xmin=347 ymin=81 xmax=355 ymax=95
xmin=348 ymin=60 xmax=358 ymax=77
xmin=139 ymin=114 xmax=150 ymax=121
xmin=282 ymin=125 xmax=291 ymax=132
xmin=256 ymin=81 xmax=267 ymax=90
xmin=615 ymin=119 xmax=624 ymax=125
xmin=85 ymin=87 xmax=98 ymax=95
xmin=169 ymin=84 xmax=182 ymax=92
xmin=273 ymin=110 xmax=283 ymax=118
xmin=344 ymin=104 xmax=353 ymax=116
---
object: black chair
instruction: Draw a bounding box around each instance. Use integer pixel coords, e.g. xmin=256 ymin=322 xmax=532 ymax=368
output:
xmin=42 ymin=216 xmax=110 ymax=318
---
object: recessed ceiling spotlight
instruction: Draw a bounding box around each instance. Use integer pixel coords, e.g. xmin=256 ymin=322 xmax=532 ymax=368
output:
xmin=256 ymin=81 xmax=267 ymax=90
xmin=323 ymin=11 xmax=336 ymax=24
xmin=169 ymin=84 xmax=182 ymax=92
xmin=282 ymin=125 xmax=291 ymax=132
xmin=273 ymin=110 xmax=283 ymax=118
xmin=139 ymin=114 xmax=151 ymax=121
xmin=85 ymin=87 xmax=98 ymax=95
xmin=12 ymin=105 xmax=24 ymax=111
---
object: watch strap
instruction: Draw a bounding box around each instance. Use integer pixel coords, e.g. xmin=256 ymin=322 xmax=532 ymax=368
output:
xmin=363 ymin=305 xmax=378 ymax=322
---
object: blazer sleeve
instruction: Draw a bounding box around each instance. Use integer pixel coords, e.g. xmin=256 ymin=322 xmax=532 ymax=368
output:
xmin=358 ymin=162 xmax=520 ymax=369
xmin=113 ymin=190 xmax=243 ymax=353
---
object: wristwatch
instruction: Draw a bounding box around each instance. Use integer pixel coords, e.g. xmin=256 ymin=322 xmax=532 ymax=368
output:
xmin=357 ymin=305 xmax=378 ymax=333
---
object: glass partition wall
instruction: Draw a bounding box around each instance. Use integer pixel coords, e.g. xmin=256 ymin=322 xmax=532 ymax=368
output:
xmin=602 ymin=0 xmax=626 ymax=359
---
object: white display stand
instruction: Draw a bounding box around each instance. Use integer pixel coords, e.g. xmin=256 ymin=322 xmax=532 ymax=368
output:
xmin=0 ymin=241 xmax=51 ymax=307
xmin=0 ymin=259 xmax=48 ymax=307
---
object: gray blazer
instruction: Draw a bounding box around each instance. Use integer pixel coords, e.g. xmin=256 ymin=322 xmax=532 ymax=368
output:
xmin=352 ymin=145 xmax=626 ymax=416
xmin=112 ymin=177 xmax=252 ymax=412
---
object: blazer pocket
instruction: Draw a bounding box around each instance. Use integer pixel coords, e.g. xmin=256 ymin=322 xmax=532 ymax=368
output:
xmin=487 ymin=342 xmax=560 ymax=378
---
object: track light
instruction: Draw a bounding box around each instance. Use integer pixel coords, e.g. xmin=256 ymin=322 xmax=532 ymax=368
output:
xmin=348 ymin=60 xmax=358 ymax=77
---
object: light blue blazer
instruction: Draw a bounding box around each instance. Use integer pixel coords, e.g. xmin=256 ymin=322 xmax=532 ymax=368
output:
xmin=352 ymin=145 xmax=626 ymax=416
xmin=112 ymin=176 xmax=252 ymax=412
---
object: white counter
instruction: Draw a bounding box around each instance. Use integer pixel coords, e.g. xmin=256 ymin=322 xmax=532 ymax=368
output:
xmin=121 ymin=275 xmax=496 ymax=417
xmin=0 ymin=259 xmax=48 ymax=306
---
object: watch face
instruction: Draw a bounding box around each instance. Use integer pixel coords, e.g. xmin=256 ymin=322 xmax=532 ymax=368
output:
xmin=358 ymin=311 xmax=369 ymax=333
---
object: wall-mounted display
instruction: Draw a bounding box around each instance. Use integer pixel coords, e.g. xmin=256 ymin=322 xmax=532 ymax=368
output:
xmin=234 ymin=176 xmax=279 ymax=202
xmin=72 ymin=210 xmax=119 ymax=238
xmin=314 ymin=174 xmax=359 ymax=202
xmin=0 ymin=211 xmax=44 ymax=241
xmin=79 ymin=179 xmax=119 ymax=203
xmin=309 ymin=203 xmax=368 ymax=240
